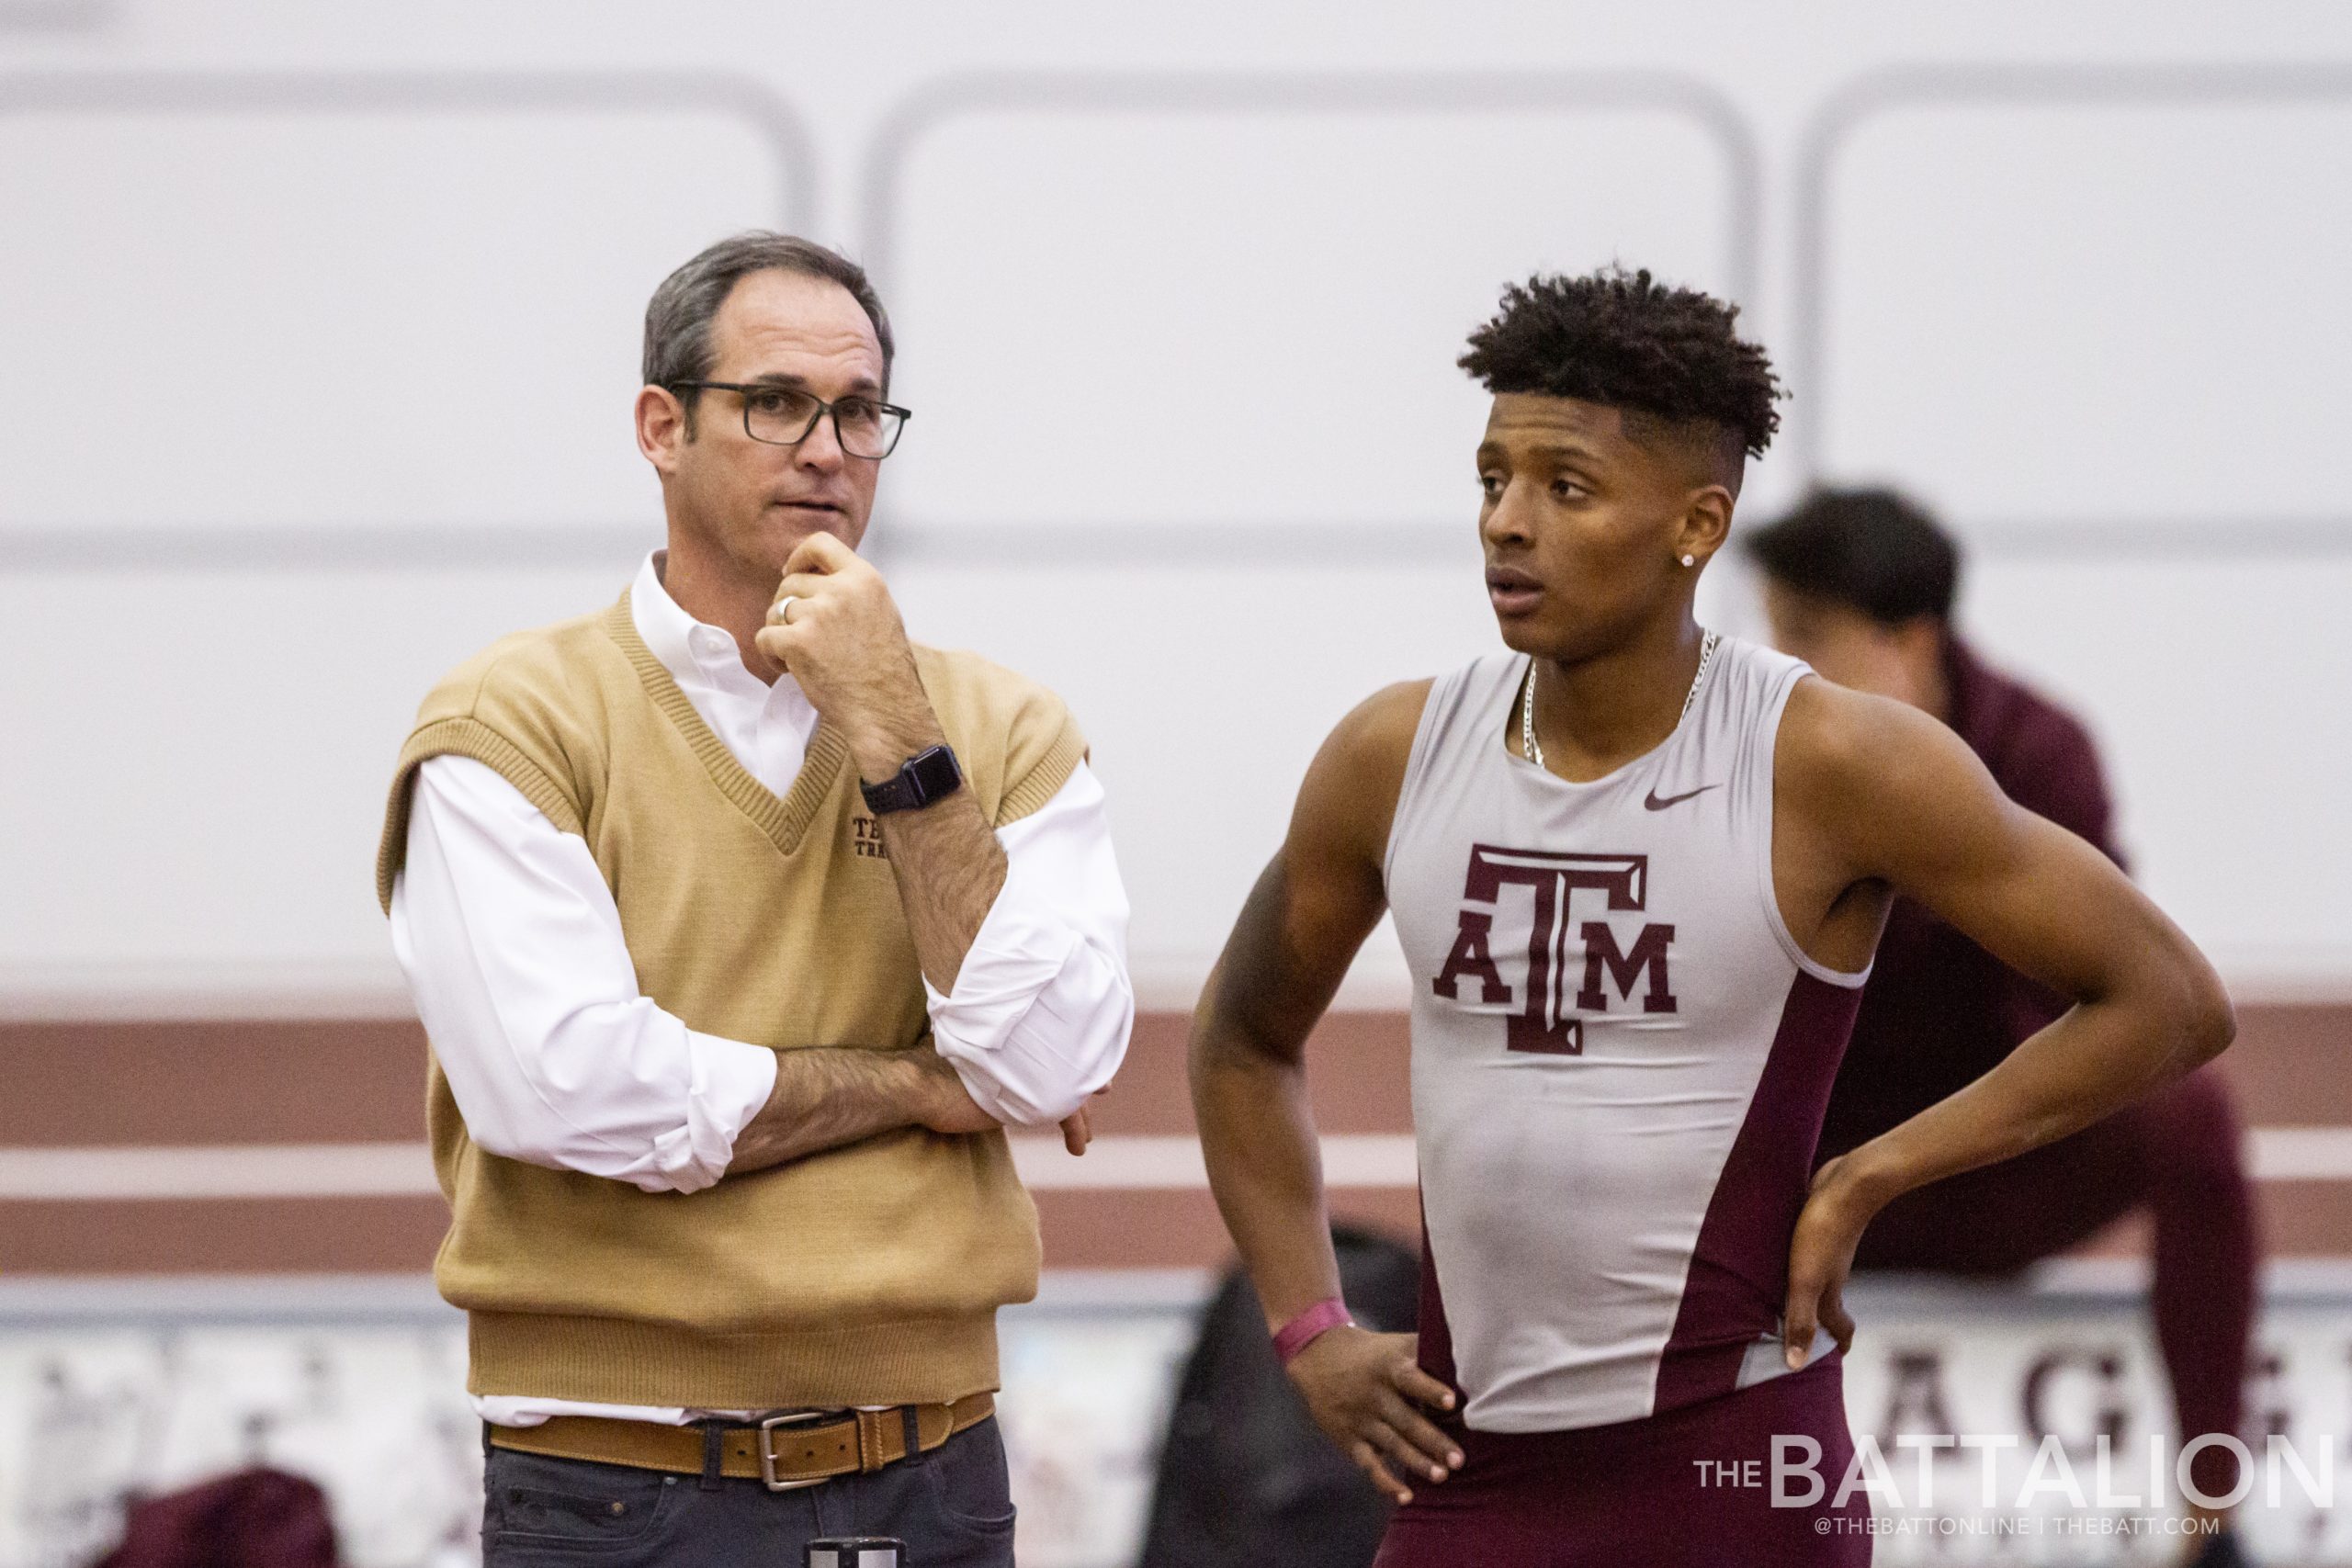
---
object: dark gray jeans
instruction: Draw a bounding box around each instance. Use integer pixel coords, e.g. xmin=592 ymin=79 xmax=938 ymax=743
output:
xmin=481 ymin=1417 xmax=1016 ymax=1567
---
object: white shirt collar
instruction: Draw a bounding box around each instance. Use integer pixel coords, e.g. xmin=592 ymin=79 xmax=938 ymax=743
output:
xmin=627 ymin=550 xmax=822 ymax=776
xmin=630 ymin=550 xmax=759 ymax=693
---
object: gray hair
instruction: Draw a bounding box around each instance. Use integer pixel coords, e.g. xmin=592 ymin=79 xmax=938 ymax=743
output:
xmin=641 ymin=232 xmax=895 ymax=405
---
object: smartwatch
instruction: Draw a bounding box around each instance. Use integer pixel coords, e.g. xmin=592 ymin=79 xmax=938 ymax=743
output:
xmin=859 ymin=744 xmax=964 ymax=815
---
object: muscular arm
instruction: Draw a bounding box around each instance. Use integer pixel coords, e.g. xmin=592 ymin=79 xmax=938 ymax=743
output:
xmin=722 ymin=762 xmax=1057 ymax=1174
xmin=1778 ymin=678 xmax=2235 ymax=1360
xmin=1189 ymin=680 xmax=1460 ymax=1502
xmin=722 ymin=774 xmax=1119 ymax=1169
xmin=390 ymin=755 xmax=991 ymax=1187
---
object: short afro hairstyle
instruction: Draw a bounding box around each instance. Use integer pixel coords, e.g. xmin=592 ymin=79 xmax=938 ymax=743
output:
xmin=1745 ymin=488 xmax=1960 ymax=624
xmin=1458 ymin=266 xmax=1782 ymax=459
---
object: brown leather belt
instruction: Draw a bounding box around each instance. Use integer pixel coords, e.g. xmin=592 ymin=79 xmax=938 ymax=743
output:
xmin=490 ymin=1392 xmax=995 ymax=1491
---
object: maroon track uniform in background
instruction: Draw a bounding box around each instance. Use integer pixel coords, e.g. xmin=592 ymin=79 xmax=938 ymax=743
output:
xmin=1815 ymin=637 xmax=2259 ymax=1497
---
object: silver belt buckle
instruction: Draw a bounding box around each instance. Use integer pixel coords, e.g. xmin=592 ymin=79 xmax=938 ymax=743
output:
xmin=759 ymin=1409 xmax=848 ymax=1493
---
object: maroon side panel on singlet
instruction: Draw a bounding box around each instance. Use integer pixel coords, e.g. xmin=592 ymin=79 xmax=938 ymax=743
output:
xmin=1655 ymin=971 xmax=1864 ymax=1410
xmin=1415 ymin=1190 xmax=1458 ymax=1396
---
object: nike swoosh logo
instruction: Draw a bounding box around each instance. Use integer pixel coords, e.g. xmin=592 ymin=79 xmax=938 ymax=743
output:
xmin=1644 ymin=784 xmax=1723 ymax=811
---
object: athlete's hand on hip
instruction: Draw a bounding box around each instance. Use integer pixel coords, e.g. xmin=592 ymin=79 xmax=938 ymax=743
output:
xmin=755 ymin=532 xmax=944 ymax=782
xmin=1286 ymin=1324 xmax=1463 ymax=1505
xmin=1781 ymin=1151 xmax=1877 ymax=1370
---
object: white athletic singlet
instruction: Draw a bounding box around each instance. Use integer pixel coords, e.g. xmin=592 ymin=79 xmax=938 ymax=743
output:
xmin=1383 ymin=637 xmax=1871 ymax=1435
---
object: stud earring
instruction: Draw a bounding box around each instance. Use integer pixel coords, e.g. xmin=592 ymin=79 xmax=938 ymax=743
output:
xmin=1680 ymin=554 xmax=1696 ymax=567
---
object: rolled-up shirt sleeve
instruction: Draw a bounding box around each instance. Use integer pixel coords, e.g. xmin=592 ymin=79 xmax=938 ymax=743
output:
xmin=388 ymin=755 xmax=778 ymax=1194
xmin=925 ymin=761 xmax=1134 ymax=1125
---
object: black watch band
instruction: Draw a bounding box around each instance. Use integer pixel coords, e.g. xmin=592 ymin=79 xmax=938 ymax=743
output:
xmin=859 ymin=744 xmax=965 ymax=816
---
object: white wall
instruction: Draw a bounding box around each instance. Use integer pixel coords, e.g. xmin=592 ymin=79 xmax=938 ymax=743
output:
xmin=2 ymin=1 xmax=2348 ymax=1013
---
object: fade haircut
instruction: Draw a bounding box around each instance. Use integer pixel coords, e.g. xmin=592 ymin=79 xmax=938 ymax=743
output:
xmin=642 ymin=232 xmax=894 ymax=430
xmin=1459 ymin=266 xmax=1782 ymax=467
xmin=1745 ymin=487 xmax=1961 ymax=625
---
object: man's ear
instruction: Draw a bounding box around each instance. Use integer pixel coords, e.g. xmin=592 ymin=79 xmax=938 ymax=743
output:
xmin=635 ymin=385 xmax=689 ymax=476
xmin=1674 ymin=484 xmax=1736 ymax=567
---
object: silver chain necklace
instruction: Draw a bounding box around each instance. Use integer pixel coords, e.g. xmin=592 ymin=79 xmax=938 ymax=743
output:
xmin=1521 ymin=629 xmax=1720 ymax=773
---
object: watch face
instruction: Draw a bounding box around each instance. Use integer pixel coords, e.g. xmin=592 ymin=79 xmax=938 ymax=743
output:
xmin=910 ymin=744 xmax=963 ymax=803
xmin=864 ymin=745 xmax=963 ymax=814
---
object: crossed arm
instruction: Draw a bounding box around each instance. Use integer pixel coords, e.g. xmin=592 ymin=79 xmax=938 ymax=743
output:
xmin=392 ymin=751 xmax=1122 ymax=1191
xmin=721 ymin=704 xmax=1027 ymax=1175
xmin=725 ymin=760 xmax=1115 ymax=1173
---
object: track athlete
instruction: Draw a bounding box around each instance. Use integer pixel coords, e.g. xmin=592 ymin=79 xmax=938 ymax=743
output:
xmin=1187 ymin=267 xmax=2234 ymax=1565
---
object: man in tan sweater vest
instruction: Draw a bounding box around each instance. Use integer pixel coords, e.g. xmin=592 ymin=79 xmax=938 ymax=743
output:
xmin=377 ymin=233 xmax=1133 ymax=1566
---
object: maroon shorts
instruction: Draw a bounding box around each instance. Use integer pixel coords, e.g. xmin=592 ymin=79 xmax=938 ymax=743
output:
xmin=1373 ymin=1354 xmax=1871 ymax=1567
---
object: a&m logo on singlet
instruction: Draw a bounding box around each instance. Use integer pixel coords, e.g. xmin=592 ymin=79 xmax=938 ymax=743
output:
xmin=1430 ymin=844 xmax=1677 ymax=1055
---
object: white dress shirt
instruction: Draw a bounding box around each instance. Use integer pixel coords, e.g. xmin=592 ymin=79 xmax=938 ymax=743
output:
xmin=389 ymin=552 xmax=1133 ymax=1426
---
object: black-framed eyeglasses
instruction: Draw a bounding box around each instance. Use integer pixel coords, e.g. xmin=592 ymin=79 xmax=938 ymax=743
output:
xmin=668 ymin=380 xmax=911 ymax=459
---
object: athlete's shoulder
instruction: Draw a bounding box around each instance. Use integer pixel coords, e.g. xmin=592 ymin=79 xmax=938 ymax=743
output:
xmin=1326 ymin=676 xmax=1438 ymax=768
xmin=1325 ymin=649 xmax=1526 ymax=767
xmin=1781 ymin=666 xmax=1940 ymax=773
xmin=1284 ymin=676 xmax=1442 ymax=863
xmin=1778 ymin=669 xmax=2004 ymax=848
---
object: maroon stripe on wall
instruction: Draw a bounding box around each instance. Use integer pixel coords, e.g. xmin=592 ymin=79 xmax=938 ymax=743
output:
xmin=0 ymin=1007 xmax=2334 ymax=1146
xmin=1085 ymin=1010 xmax=1413 ymax=1136
xmin=0 ymin=1006 xmax=2343 ymax=1276
xmin=5 ymin=1181 xmax=2348 ymax=1279
xmin=0 ymin=1195 xmax=453 ymax=1275
xmin=2246 ymin=1181 xmax=2352 ymax=1258
xmin=2 ymin=1005 xmax=2335 ymax=1148
xmin=0 ymin=1189 xmax=1425 ymax=1277
xmin=1032 ymin=1187 xmax=1420 ymax=1271
xmin=0 ymin=1010 xmax=1415 ymax=1147
xmin=2210 ymin=1006 xmax=2352 ymax=1125
xmin=0 ymin=1018 xmax=431 ymax=1146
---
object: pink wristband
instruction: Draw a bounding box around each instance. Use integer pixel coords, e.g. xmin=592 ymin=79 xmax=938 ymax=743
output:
xmin=1273 ymin=1297 xmax=1354 ymax=1364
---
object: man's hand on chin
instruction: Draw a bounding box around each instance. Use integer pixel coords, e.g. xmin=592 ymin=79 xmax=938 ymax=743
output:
xmin=754 ymin=530 xmax=944 ymax=780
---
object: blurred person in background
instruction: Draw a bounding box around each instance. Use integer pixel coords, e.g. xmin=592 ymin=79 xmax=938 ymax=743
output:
xmin=1749 ymin=488 xmax=2260 ymax=1566
xmin=375 ymin=231 xmax=1133 ymax=1566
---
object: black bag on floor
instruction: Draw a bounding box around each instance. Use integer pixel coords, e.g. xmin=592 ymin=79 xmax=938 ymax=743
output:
xmin=1136 ymin=1225 xmax=1421 ymax=1568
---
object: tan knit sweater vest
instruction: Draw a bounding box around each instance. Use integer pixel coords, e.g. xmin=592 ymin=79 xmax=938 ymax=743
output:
xmin=375 ymin=590 xmax=1086 ymax=1409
